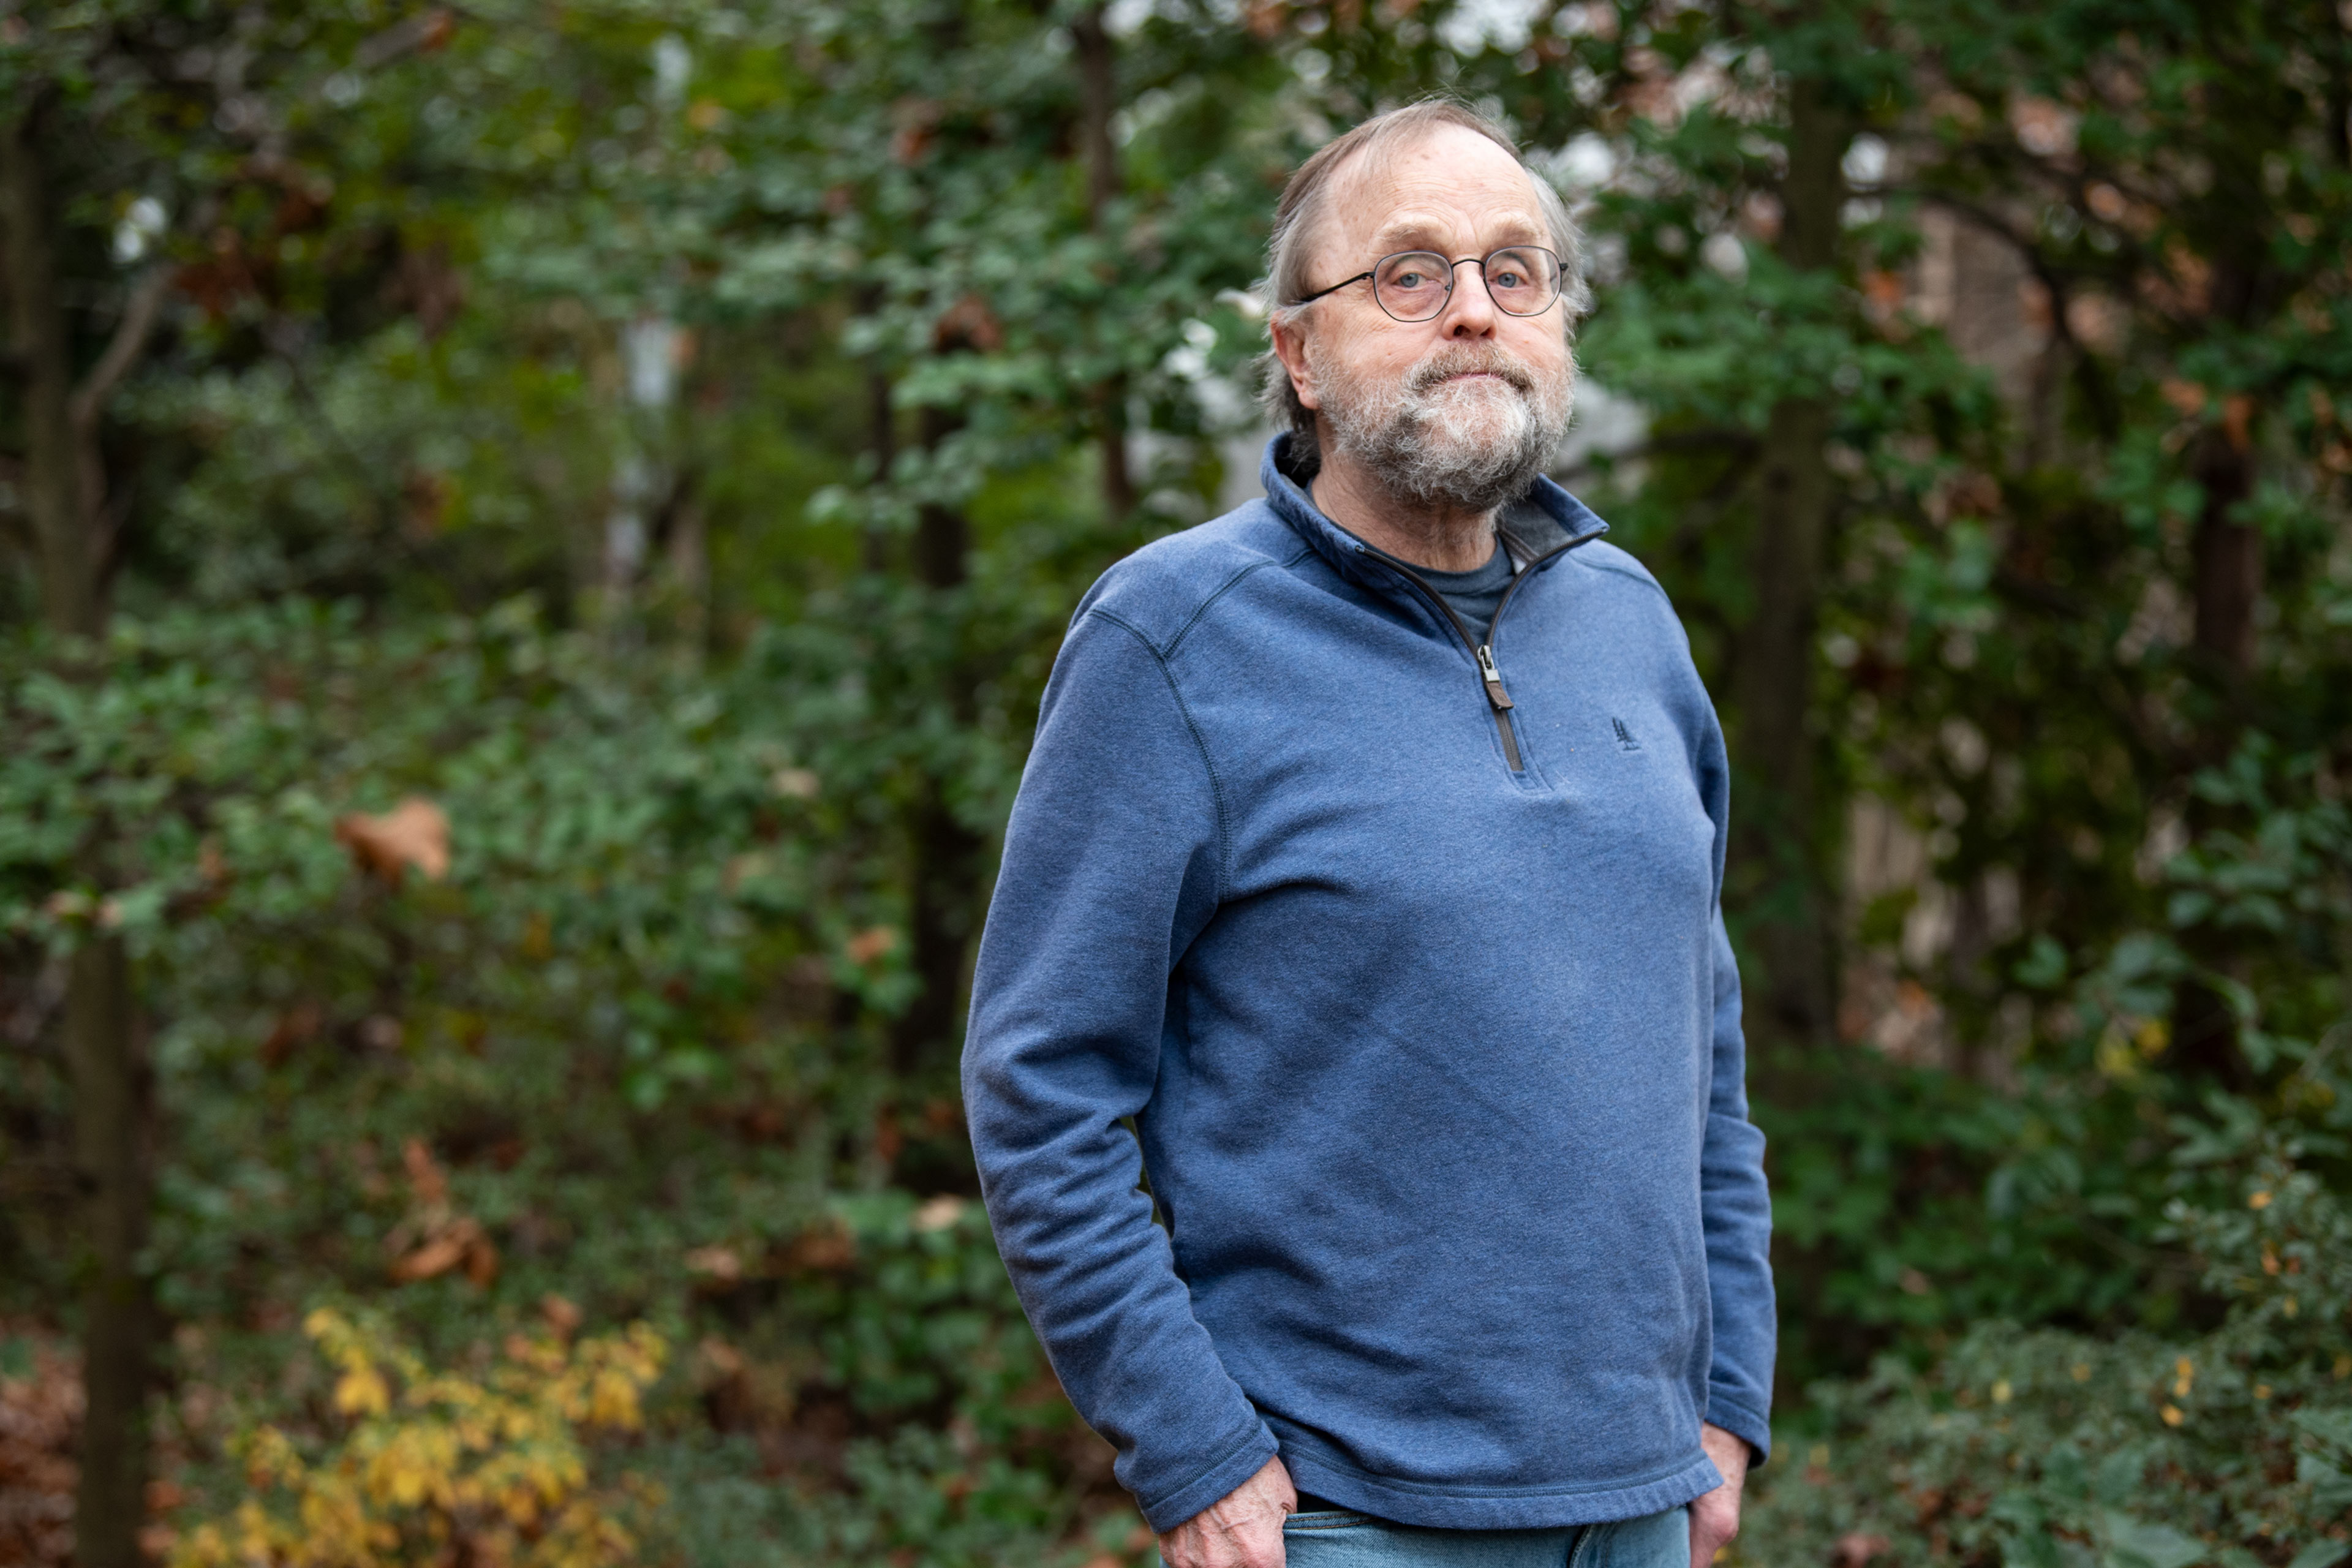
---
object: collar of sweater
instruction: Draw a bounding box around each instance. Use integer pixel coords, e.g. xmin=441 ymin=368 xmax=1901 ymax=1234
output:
xmin=1255 ymin=432 xmax=1608 ymax=592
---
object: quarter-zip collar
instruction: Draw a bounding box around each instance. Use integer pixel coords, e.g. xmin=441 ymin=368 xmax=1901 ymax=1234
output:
xmin=1256 ymin=433 xmax=1607 ymax=596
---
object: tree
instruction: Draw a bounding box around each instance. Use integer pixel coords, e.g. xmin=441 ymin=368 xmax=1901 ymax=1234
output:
xmin=4 ymin=7 xmax=494 ymax=1557
xmin=8 ymin=28 xmax=184 ymax=1562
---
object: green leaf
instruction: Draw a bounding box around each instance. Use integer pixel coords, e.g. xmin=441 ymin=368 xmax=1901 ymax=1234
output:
xmin=2290 ymin=1406 xmax=2352 ymax=1454
xmin=2100 ymin=1513 xmax=2207 ymax=1568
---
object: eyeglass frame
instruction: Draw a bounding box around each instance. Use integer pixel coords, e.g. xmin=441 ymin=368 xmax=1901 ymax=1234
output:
xmin=1289 ymin=245 xmax=1566 ymax=322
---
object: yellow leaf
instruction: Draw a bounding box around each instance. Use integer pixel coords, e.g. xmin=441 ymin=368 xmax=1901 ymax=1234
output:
xmin=335 ymin=1363 xmax=390 ymax=1417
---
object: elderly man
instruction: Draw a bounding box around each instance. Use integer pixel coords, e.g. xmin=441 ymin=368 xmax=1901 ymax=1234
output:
xmin=962 ymin=100 xmax=1774 ymax=1568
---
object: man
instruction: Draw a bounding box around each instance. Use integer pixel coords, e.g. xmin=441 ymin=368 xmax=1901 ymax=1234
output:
xmin=962 ymin=100 xmax=1774 ymax=1568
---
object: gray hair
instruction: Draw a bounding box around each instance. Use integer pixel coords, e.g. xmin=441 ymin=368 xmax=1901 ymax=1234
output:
xmin=1257 ymin=100 xmax=1592 ymax=470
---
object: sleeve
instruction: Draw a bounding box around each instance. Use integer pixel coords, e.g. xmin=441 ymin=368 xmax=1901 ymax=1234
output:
xmin=961 ymin=606 xmax=1279 ymax=1532
xmin=1699 ymin=906 xmax=1776 ymax=1461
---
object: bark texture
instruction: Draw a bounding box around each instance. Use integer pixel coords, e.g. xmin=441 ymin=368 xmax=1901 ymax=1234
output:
xmin=66 ymin=934 xmax=150 ymax=1568
xmin=1724 ymin=80 xmax=1845 ymax=1058
xmin=889 ymin=405 xmax=986 ymax=1085
xmin=4 ymin=100 xmax=153 ymax=1568
xmin=4 ymin=105 xmax=97 ymax=636
xmin=1073 ymin=4 xmax=1135 ymax=520
xmin=2171 ymin=369 xmax=2261 ymax=1088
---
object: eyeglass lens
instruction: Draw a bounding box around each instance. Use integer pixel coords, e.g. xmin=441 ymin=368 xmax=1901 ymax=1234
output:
xmin=1373 ymin=248 xmax=1558 ymax=321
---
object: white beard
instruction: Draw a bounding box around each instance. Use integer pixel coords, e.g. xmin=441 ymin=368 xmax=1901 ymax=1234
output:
xmin=1312 ymin=341 xmax=1575 ymax=514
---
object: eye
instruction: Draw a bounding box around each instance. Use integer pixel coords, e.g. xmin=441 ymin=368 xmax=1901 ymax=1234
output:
xmin=1491 ymin=266 xmax=1527 ymax=289
xmin=1393 ymin=270 xmax=1431 ymax=289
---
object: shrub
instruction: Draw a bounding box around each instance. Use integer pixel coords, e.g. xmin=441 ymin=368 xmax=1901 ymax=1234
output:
xmin=170 ymin=1309 xmax=665 ymax=1568
xmin=1745 ymin=1115 xmax=2352 ymax=1567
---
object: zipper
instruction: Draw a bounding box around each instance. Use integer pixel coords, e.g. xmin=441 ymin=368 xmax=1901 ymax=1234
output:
xmin=1362 ymin=525 xmax=1606 ymax=774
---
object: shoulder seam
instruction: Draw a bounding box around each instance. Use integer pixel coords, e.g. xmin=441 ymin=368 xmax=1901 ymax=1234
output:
xmin=1162 ymin=559 xmax=1276 ymax=660
xmin=1085 ymin=608 xmax=1232 ymax=902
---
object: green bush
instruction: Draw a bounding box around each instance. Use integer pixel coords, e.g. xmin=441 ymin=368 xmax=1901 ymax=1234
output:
xmin=1746 ymin=1110 xmax=2352 ymax=1566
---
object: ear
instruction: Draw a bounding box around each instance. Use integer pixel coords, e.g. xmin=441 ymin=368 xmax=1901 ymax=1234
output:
xmin=1267 ymin=308 xmax=1322 ymax=412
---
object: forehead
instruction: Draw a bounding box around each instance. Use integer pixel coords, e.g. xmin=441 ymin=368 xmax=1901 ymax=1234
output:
xmin=1320 ymin=123 xmax=1547 ymax=258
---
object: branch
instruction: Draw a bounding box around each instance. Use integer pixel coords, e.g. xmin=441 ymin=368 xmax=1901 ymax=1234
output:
xmin=1915 ymin=189 xmax=2039 ymax=258
xmin=67 ymin=266 xmax=170 ymax=434
xmin=266 ymin=313 xmax=404 ymax=529
xmin=353 ymin=7 xmax=456 ymax=72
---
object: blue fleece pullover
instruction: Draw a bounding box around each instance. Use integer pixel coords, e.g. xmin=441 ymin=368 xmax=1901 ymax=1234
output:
xmin=962 ymin=437 xmax=1775 ymax=1534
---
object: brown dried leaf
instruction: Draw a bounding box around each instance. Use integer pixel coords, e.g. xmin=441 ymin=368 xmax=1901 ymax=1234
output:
xmin=336 ymin=796 xmax=450 ymax=885
xmin=846 ymin=925 xmax=899 ymax=965
xmin=400 ymin=1137 xmax=448 ymax=1206
xmin=685 ymin=1244 xmax=745 ymax=1282
xmin=783 ymin=1222 xmax=856 ymax=1275
xmin=390 ymin=1232 xmax=468 ymax=1283
xmin=1834 ymin=1534 xmax=1891 ymax=1568
xmin=260 ymin=1003 xmax=323 ymax=1067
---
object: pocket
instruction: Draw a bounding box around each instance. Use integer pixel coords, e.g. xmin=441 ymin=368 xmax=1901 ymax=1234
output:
xmin=1282 ymin=1507 xmax=1373 ymax=1532
xmin=1571 ymin=1504 xmax=1689 ymax=1568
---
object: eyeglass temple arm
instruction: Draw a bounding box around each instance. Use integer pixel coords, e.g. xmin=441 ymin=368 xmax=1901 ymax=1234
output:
xmin=1290 ymin=271 xmax=1376 ymax=306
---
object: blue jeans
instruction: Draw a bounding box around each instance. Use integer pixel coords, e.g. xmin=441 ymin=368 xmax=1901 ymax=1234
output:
xmin=1164 ymin=1504 xmax=1691 ymax=1568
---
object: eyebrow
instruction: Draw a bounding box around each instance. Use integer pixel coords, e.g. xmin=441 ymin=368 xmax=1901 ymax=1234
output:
xmin=1365 ymin=210 xmax=1547 ymax=255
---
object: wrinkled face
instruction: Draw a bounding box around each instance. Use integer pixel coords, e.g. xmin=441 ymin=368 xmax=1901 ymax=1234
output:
xmin=1274 ymin=124 xmax=1576 ymax=512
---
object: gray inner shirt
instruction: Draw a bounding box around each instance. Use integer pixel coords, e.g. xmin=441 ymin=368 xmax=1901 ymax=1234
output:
xmin=1307 ymin=482 xmax=1521 ymax=644
xmin=1372 ymin=537 xmax=1518 ymax=645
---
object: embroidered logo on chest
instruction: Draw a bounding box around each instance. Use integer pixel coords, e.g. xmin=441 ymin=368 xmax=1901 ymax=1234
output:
xmin=1611 ymin=716 xmax=1643 ymax=752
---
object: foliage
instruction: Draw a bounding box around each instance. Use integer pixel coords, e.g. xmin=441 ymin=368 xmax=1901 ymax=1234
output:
xmin=170 ymin=1308 xmax=665 ymax=1568
xmin=1745 ymin=1118 xmax=2352 ymax=1566
xmin=4 ymin=0 xmax=2352 ymax=1560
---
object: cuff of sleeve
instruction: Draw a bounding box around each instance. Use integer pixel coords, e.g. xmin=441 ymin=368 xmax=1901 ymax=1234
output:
xmin=1136 ymin=1427 xmax=1282 ymax=1535
xmin=1703 ymin=1387 xmax=1772 ymax=1468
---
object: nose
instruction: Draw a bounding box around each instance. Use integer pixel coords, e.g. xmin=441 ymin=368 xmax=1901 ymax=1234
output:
xmin=1437 ymin=257 xmax=1499 ymax=338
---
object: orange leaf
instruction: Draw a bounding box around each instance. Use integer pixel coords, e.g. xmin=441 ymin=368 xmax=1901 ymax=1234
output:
xmin=336 ymin=797 xmax=450 ymax=885
xmin=401 ymin=1137 xmax=448 ymax=1207
xmin=541 ymin=1293 xmax=582 ymax=1338
xmin=2221 ymin=393 xmax=2255 ymax=452
xmin=846 ymin=925 xmax=899 ymax=964
xmin=391 ymin=1233 xmax=468 ymax=1283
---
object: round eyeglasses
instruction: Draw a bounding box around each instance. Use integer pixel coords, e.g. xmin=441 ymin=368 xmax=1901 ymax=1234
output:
xmin=1292 ymin=246 xmax=1565 ymax=322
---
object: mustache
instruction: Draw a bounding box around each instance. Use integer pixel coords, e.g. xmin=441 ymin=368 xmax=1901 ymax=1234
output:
xmin=1407 ymin=346 xmax=1537 ymax=396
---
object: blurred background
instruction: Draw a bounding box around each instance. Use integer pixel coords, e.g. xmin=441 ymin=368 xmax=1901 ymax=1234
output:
xmin=4 ymin=1 xmax=2350 ymax=1564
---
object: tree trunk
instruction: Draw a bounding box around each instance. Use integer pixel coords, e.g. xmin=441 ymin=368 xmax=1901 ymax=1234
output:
xmin=1072 ymin=4 xmax=1135 ymax=520
xmin=889 ymin=406 xmax=986 ymax=1084
xmin=66 ymin=934 xmax=149 ymax=1568
xmin=4 ymin=99 xmax=153 ymax=1568
xmin=4 ymin=104 xmax=98 ymax=638
xmin=1725 ymin=78 xmax=1844 ymax=1058
xmin=2188 ymin=430 xmax=2258 ymax=677
xmin=2170 ymin=403 xmax=2260 ymax=1087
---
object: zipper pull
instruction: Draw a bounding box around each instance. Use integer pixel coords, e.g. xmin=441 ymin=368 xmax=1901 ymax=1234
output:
xmin=1475 ymin=644 xmax=1514 ymax=710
